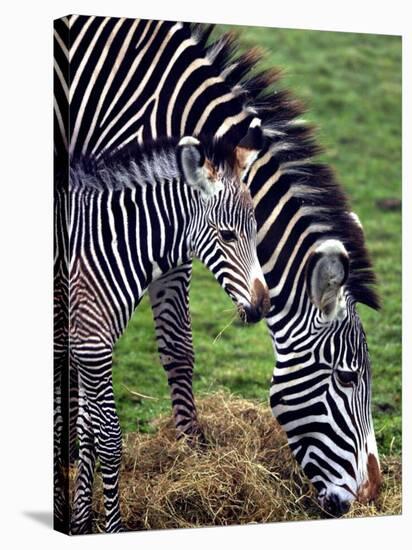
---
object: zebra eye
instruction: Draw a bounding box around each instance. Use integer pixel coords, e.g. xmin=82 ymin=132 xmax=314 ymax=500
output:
xmin=219 ymin=229 xmax=238 ymax=243
xmin=335 ymin=369 xmax=358 ymax=387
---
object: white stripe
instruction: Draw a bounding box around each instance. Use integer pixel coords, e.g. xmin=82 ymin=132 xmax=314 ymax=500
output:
xmin=53 ymin=96 xmax=68 ymax=151
xmin=53 ymin=29 xmax=68 ymax=59
xmin=180 ymin=77 xmax=222 ymax=134
xmin=107 ymin=191 xmax=135 ymax=317
xmin=70 ymin=15 xmax=95 ymax=58
xmin=166 ymin=57 xmax=211 ymax=137
xmin=80 ymin=17 xmax=127 ymax=155
xmin=193 ymin=92 xmax=234 ymax=136
xmin=70 ymin=17 xmax=111 ymax=153
xmin=99 ymin=19 xmax=159 ymax=127
xmin=91 ymin=20 xmax=166 ymax=155
xmin=54 ymin=58 xmax=69 ymax=100
xmin=215 ymin=110 xmax=250 ymax=139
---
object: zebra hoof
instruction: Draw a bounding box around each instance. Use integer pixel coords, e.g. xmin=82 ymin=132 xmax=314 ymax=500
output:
xmin=187 ymin=425 xmax=208 ymax=450
xmin=178 ymin=423 xmax=207 ymax=450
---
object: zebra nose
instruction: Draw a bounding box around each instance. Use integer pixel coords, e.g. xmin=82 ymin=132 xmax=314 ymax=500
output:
xmin=243 ymin=303 xmax=264 ymax=323
xmin=324 ymin=493 xmax=351 ymax=517
xmin=244 ymin=287 xmax=269 ymax=324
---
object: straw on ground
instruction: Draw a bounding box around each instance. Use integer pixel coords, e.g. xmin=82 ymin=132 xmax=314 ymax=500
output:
xmin=77 ymin=392 xmax=401 ymax=532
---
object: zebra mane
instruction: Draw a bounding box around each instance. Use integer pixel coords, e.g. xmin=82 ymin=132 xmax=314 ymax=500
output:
xmin=70 ymin=140 xmax=179 ymax=191
xmin=69 ymin=136 xmax=242 ymax=192
xmin=194 ymin=24 xmax=380 ymax=310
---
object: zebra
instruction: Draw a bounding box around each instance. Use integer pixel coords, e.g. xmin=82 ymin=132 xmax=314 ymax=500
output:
xmin=54 ymin=15 xmax=381 ymax=526
xmin=65 ymin=129 xmax=268 ymax=533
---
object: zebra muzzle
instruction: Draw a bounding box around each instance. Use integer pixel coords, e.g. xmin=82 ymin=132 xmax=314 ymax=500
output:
xmin=243 ymin=279 xmax=270 ymax=323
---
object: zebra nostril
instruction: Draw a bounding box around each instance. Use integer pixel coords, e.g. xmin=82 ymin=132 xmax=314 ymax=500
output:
xmin=243 ymin=293 xmax=269 ymax=323
xmin=324 ymin=493 xmax=351 ymax=517
xmin=243 ymin=303 xmax=263 ymax=323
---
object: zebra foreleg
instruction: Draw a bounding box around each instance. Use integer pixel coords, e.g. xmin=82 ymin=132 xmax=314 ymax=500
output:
xmin=71 ymin=346 xmax=123 ymax=533
xmin=149 ymin=264 xmax=206 ymax=445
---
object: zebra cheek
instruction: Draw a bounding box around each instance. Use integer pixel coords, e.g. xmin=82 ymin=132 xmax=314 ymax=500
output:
xmin=269 ymin=384 xmax=286 ymax=412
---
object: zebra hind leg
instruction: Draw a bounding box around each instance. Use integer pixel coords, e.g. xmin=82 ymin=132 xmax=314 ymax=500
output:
xmin=149 ymin=264 xmax=206 ymax=446
xmin=53 ymin=352 xmax=70 ymax=533
xmin=69 ymin=361 xmax=79 ymax=464
xmin=71 ymin=383 xmax=96 ymax=534
xmin=54 ymin=280 xmax=71 ymax=531
xmin=71 ymin=345 xmax=123 ymax=533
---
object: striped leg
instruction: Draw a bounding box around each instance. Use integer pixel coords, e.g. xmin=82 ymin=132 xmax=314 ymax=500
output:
xmin=53 ymin=351 xmax=70 ymax=532
xmin=69 ymin=362 xmax=79 ymax=463
xmin=149 ymin=263 xmax=205 ymax=443
xmin=54 ymin=287 xmax=70 ymax=532
xmin=71 ymin=345 xmax=123 ymax=533
xmin=71 ymin=383 xmax=96 ymax=534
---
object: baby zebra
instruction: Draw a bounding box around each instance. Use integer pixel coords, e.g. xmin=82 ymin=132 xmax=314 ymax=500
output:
xmin=68 ymin=128 xmax=269 ymax=533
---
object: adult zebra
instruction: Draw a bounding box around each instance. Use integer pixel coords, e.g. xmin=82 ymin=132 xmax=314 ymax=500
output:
xmin=54 ymin=15 xmax=381 ymax=527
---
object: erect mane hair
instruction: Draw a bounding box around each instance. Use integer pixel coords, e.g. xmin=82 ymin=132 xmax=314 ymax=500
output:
xmin=189 ymin=23 xmax=380 ymax=310
xmin=69 ymin=135 xmax=243 ymax=192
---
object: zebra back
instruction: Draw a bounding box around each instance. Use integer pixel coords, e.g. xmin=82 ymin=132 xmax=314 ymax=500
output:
xmin=54 ymin=16 xmax=262 ymax=162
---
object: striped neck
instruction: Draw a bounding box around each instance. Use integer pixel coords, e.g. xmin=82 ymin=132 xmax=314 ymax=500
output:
xmin=69 ymin=157 xmax=204 ymax=294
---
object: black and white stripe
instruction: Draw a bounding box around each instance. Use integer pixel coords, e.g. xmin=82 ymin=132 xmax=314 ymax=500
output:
xmin=54 ymin=16 xmax=381 ymax=529
xmin=54 ymin=16 xmax=255 ymax=159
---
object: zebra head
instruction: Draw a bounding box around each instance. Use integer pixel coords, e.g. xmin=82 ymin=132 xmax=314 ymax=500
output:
xmin=270 ymin=238 xmax=381 ymax=517
xmin=178 ymin=123 xmax=270 ymax=324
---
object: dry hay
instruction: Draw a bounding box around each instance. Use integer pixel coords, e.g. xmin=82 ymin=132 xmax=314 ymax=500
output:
xmin=87 ymin=392 xmax=401 ymax=532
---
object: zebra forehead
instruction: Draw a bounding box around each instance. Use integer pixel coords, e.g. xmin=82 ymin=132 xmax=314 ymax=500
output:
xmin=240 ymin=184 xmax=254 ymax=208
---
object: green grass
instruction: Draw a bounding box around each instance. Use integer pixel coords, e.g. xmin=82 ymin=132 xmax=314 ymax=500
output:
xmin=112 ymin=26 xmax=402 ymax=456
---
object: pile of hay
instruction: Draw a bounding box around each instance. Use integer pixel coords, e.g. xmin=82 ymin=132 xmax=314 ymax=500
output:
xmin=90 ymin=392 xmax=401 ymax=532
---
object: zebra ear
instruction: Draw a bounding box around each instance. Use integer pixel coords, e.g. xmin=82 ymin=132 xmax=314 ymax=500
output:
xmin=306 ymin=239 xmax=350 ymax=321
xmin=235 ymin=118 xmax=263 ymax=177
xmin=178 ymin=136 xmax=222 ymax=200
xmin=349 ymin=211 xmax=363 ymax=230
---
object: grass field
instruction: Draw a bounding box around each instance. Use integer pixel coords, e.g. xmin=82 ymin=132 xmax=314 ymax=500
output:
xmin=112 ymin=25 xmax=402 ymax=459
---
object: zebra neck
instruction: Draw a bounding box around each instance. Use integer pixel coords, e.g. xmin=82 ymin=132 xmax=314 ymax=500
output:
xmin=118 ymin=181 xmax=198 ymax=287
xmin=268 ymin=282 xmax=316 ymax=353
xmin=70 ymin=177 xmax=199 ymax=300
xmin=264 ymin=250 xmax=330 ymax=368
xmin=268 ymin=275 xmax=349 ymax=371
